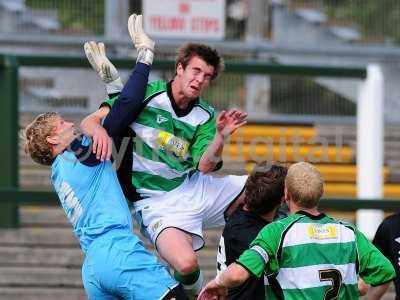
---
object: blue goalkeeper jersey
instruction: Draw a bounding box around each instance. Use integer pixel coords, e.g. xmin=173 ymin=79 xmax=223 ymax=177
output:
xmin=51 ymin=135 xmax=134 ymax=253
xmin=51 ymin=62 xmax=152 ymax=253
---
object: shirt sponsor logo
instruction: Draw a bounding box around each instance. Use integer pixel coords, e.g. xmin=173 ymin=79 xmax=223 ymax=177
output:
xmin=157 ymin=130 xmax=189 ymax=158
xmin=307 ymin=224 xmax=337 ymax=240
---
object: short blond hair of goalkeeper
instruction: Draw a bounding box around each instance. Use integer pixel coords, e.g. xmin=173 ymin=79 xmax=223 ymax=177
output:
xmin=24 ymin=112 xmax=60 ymax=166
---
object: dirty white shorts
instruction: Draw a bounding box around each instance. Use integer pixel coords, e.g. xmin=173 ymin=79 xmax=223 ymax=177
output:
xmin=133 ymin=172 xmax=247 ymax=251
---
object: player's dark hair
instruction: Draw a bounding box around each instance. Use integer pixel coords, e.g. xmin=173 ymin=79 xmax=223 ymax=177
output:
xmin=175 ymin=43 xmax=224 ymax=79
xmin=244 ymin=162 xmax=287 ymax=216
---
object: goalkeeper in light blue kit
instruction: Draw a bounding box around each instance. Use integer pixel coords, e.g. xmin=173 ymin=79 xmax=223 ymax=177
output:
xmin=23 ymin=14 xmax=187 ymax=300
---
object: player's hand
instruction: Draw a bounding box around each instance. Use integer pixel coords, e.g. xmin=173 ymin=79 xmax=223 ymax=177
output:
xmin=128 ymin=14 xmax=155 ymax=51
xmin=197 ymin=279 xmax=227 ymax=300
xmin=92 ymin=125 xmax=112 ymax=161
xmin=84 ymin=41 xmax=123 ymax=93
xmin=128 ymin=14 xmax=155 ymax=65
xmin=216 ymin=110 xmax=247 ymax=139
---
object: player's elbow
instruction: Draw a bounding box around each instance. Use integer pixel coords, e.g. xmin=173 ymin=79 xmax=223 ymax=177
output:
xmin=198 ymin=163 xmax=212 ymax=174
xmin=198 ymin=157 xmax=219 ymax=174
xmin=198 ymin=160 xmax=222 ymax=174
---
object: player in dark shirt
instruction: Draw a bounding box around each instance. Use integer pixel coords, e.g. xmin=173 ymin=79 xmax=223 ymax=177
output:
xmin=216 ymin=162 xmax=287 ymax=299
xmin=371 ymin=212 xmax=400 ymax=299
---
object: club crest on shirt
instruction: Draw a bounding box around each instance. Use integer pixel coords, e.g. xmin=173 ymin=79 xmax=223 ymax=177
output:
xmin=157 ymin=114 xmax=169 ymax=124
xmin=307 ymin=224 xmax=337 ymax=240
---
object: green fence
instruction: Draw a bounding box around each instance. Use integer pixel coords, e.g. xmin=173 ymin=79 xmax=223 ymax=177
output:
xmin=1 ymin=189 xmax=399 ymax=228
xmin=2 ymin=53 xmax=393 ymax=228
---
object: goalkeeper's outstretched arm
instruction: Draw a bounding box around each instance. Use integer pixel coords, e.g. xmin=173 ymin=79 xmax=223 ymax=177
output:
xmin=81 ymin=13 xmax=155 ymax=144
xmin=102 ymin=13 xmax=155 ymax=136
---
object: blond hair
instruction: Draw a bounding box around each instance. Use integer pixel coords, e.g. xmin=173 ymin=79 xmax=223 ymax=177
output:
xmin=285 ymin=162 xmax=324 ymax=208
xmin=23 ymin=112 xmax=59 ymax=166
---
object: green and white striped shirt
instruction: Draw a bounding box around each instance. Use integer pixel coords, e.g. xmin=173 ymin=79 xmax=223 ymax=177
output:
xmin=237 ymin=211 xmax=395 ymax=300
xmin=105 ymin=80 xmax=216 ymax=198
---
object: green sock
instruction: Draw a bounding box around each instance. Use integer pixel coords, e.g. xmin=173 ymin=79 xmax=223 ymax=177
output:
xmin=174 ymin=268 xmax=200 ymax=285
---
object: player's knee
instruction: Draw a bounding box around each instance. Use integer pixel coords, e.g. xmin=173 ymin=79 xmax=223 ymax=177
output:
xmin=175 ymin=255 xmax=198 ymax=274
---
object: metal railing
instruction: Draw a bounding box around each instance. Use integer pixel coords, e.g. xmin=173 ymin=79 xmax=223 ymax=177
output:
xmin=4 ymin=53 xmax=391 ymax=229
xmin=15 ymin=55 xmax=365 ymax=121
xmin=0 ymin=189 xmax=399 ymax=227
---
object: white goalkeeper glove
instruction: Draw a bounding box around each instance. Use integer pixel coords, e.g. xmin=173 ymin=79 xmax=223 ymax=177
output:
xmin=84 ymin=41 xmax=123 ymax=94
xmin=128 ymin=14 xmax=155 ymax=65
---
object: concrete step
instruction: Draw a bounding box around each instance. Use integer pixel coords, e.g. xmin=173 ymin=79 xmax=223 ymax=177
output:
xmin=0 ymin=266 xmax=82 ymax=287
xmin=18 ymin=205 xmax=224 ymax=241
xmin=18 ymin=180 xmax=51 ymax=190
xmin=0 ymin=228 xmax=78 ymax=247
xmin=198 ymin=248 xmax=218 ymax=269
xmin=19 ymin=168 xmax=50 ymax=177
xmin=20 ymin=206 xmax=68 ymax=227
xmin=0 ymin=287 xmax=85 ymax=300
xmin=0 ymin=246 xmax=82 ymax=267
xmin=0 ymin=225 xmax=158 ymax=250
xmin=19 ymin=169 xmax=51 ymax=189
xmin=18 ymin=155 xmax=48 ymax=168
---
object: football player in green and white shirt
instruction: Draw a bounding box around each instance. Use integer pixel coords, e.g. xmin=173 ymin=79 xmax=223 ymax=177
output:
xmin=199 ymin=162 xmax=395 ymax=300
xmin=82 ymin=25 xmax=248 ymax=296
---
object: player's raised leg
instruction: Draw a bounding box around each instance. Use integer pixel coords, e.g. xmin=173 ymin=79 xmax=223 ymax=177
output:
xmin=156 ymin=228 xmax=204 ymax=297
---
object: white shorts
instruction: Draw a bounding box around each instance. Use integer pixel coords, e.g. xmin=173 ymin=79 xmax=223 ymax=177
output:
xmin=133 ymin=172 xmax=247 ymax=251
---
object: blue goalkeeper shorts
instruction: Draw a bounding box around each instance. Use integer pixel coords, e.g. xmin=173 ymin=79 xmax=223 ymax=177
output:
xmin=82 ymin=229 xmax=178 ymax=300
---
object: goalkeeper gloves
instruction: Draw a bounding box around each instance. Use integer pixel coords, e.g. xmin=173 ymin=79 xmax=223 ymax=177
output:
xmin=128 ymin=14 xmax=155 ymax=65
xmin=84 ymin=41 xmax=123 ymax=94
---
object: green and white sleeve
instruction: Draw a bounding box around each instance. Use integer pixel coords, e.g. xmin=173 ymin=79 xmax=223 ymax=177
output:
xmin=356 ymin=228 xmax=396 ymax=286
